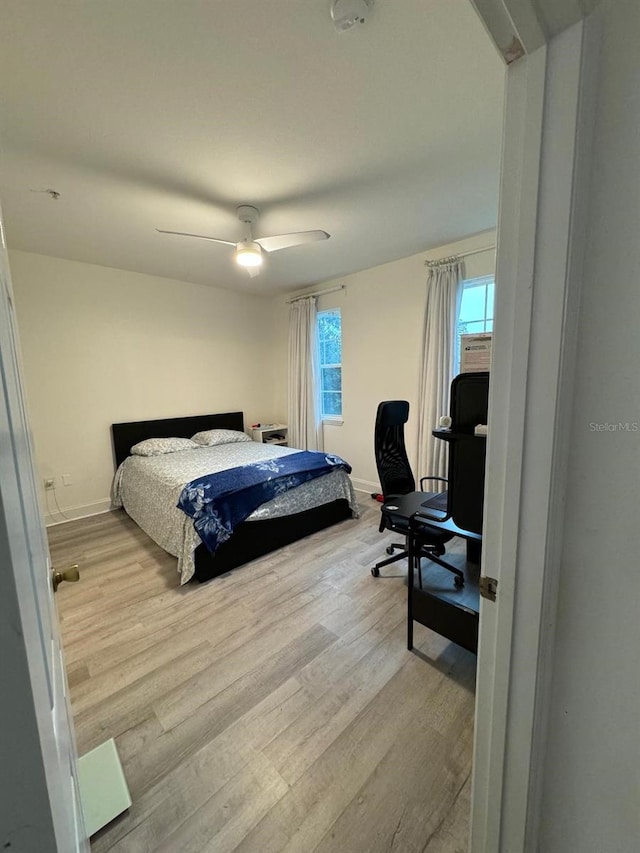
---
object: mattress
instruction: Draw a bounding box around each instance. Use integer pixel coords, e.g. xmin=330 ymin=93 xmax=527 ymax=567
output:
xmin=112 ymin=440 xmax=358 ymax=583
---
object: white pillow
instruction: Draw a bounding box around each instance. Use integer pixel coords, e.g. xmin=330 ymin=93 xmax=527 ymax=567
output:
xmin=190 ymin=428 xmax=251 ymax=447
xmin=130 ymin=437 xmax=199 ymax=456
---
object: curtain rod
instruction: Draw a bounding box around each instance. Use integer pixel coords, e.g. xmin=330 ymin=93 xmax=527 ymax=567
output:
xmin=424 ymin=244 xmax=496 ymax=266
xmin=285 ymin=284 xmax=345 ymax=303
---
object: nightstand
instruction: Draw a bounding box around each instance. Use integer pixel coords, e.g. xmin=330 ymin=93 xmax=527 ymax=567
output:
xmin=252 ymin=424 xmax=288 ymax=446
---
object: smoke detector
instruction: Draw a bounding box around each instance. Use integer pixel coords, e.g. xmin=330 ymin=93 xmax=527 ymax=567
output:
xmin=331 ymin=0 xmax=374 ymax=33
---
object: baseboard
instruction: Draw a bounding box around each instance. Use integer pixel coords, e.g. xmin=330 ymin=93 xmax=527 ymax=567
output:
xmin=351 ymin=477 xmax=380 ymax=495
xmin=44 ymin=498 xmax=113 ymax=527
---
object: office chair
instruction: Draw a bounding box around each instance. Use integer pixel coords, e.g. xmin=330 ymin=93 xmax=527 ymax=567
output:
xmin=372 ymin=400 xmax=462 ymax=586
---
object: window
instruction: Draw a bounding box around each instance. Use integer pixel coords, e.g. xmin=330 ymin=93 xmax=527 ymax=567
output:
xmin=317 ymin=308 xmax=342 ymax=418
xmin=457 ymin=275 xmax=495 ymax=365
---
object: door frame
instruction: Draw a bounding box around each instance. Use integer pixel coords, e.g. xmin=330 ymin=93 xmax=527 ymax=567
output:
xmin=0 ymin=213 xmax=87 ymax=850
xmin=470 ymin=16 xmax=594 ymax=853
xmin=0 ymin=5 xmax=595 ymax=851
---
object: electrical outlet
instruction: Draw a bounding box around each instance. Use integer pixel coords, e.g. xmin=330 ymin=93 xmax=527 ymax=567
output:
xmin=62 ymin=473 xmax=73 ymax=486
xmin=44 ymin=478 xmax=55 ymax=490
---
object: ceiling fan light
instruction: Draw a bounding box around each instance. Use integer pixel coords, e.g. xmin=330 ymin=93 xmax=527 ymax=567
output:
xmin=235 ymin=241 xmax=263 ymax=268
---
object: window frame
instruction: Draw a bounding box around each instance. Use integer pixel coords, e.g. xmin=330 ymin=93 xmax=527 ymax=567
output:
xmin=457 ymin=274 xmax=495 ymax=371
xmin=316 ymin=307 xmax=343 ymax=422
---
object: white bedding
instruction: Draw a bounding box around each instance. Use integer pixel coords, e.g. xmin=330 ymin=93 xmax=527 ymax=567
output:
xmin=112 ymin=441 xmax=358 ymax=584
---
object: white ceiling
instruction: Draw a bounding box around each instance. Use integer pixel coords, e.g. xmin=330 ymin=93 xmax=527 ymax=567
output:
xmin=0 ymin=1 xmax=504 ymax=295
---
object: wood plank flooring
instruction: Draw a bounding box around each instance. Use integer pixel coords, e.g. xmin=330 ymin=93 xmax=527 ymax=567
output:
xmin=49 ymin=499 xmax=476 ymax=853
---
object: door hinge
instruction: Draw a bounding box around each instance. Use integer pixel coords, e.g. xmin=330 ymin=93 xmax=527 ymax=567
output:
xmin=479 ymin=575 xmax=498 ymax=602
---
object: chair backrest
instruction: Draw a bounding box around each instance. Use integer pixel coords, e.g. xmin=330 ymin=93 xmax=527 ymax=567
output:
xmin=374 ymin=400 xmax=416 ymax=497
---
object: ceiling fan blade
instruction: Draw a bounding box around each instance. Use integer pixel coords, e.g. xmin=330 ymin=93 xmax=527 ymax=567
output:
xmin=255 ymin=230 xmax=330 ymax=253
xmin=156 ymin=229 xmax=236 ymax=247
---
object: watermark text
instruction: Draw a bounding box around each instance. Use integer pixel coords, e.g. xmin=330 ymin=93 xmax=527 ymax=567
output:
xmin=589 ymin=422 xmax=639 ymax=432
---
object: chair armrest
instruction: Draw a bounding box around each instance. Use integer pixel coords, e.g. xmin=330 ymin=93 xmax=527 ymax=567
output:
xmin=419 ymin=476 xmax=448 ymax=490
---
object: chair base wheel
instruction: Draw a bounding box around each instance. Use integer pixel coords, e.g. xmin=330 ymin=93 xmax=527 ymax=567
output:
xmin=371 ymin=567 xmax=380 ymax=577
xmin=454 ymin=575 xmax=464 ymax=589
xmin=385 ymin=545 xmax=394 ymax=555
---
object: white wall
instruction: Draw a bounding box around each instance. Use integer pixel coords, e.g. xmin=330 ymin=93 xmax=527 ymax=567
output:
xmin=10 ymin=251 xmax=278 ymax=522
xmin=273 ymin=231 xmax=496 ymax=492
xmin=538 ymin=1 xmax=640 ymax=850
xmin=10 ymin=235 xmax=496 ymax=521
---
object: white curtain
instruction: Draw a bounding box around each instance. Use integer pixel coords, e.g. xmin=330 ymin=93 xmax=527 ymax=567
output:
xmin=417 ymin=259 xmax=463 ymax=479
xmin=287 ymin=296 xmax=323 ymax=451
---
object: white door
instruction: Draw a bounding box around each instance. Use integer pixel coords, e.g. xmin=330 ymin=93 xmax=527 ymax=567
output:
xmin=0 ymin=207 xmax=87 ymax=850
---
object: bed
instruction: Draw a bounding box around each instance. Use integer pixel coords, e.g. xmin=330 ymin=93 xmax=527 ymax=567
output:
xmin=111 ymin=411 xmax=357 ymax=583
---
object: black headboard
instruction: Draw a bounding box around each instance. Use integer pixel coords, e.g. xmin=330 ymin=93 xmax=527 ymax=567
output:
xmin=111 ymin=411 xmax=244 ymax=468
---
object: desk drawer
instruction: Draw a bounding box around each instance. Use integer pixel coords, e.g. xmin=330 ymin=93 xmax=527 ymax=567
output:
xmin=410 ymin=587 xmax=479 ymax=654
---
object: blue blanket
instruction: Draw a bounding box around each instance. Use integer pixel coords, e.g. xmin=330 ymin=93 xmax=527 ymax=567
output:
xmin=177 ymin=450 xmax=352 ymax=555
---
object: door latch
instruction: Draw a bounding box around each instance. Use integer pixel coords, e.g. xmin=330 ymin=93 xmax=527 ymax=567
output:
xmin=479 ymin=575 xmax=498 ymax=602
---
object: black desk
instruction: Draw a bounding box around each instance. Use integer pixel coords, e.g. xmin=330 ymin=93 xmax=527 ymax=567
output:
xmin=404 ymin=431 xmax=486 ymax=655
xmin=381 ymin=491 xmax=482 ymax=653
xmin=382 ymin=491 xmax=481 ymax=542
xmin=381 ymin=491 xmax=480 ymax=588
xmin=408 ymin=511 xmax=480 ymax=654
xmin=404 ymin=372 xmax=488 ymax=654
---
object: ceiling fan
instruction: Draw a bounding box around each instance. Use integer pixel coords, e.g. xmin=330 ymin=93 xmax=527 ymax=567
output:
xmin=157 ymin=205 xmax=330 ymax=277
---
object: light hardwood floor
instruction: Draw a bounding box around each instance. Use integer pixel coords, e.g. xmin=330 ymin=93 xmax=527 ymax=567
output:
xmin=49 ymin=499 xmax=476 ymax=853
